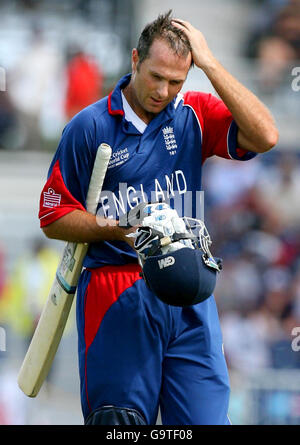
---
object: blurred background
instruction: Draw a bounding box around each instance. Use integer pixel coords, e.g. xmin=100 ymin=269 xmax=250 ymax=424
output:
xmin=0 ymin=0 xmax=300 ymax=425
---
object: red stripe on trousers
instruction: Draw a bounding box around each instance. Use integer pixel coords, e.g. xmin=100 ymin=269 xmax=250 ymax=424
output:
xmin=83 ymin=263 xmax=142 ymax=412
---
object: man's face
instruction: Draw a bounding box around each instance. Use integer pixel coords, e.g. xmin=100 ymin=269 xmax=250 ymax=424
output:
xmin=130 ymin=38 xmax=192 ymax=120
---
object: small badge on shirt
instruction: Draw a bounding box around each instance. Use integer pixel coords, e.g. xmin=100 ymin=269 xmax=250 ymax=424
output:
xmin=162 ymin=126 xmax=177 ymax=156
xmin=108 ymin=147 xmax=130 ymax=169
xmin=43 ymin=188 xmax=62 ymax=208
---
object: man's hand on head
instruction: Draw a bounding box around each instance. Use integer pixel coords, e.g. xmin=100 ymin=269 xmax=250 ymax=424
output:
xmin=171 ymin=19 xmax=216 ymax=71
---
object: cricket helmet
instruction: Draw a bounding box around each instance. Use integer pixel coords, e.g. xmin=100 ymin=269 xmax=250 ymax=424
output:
xmin=129 ymin=202 xmax=222 ymax=307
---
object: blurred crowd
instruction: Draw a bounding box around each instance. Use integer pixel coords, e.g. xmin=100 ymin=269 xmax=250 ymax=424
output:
xmin=1 ymin=0 xmax=300 ymax=151
xmin=0 ymin=239 xmax=61 ymax=346
xmin=0 ymin=23 xmax=104 ymax=152
xmin=245 ymin=0 xmax=300 ymax=95
xmin=0 ymin=237 xmax=74 ymax=425
xmin=203 ymin=150 xmax=300 ymax=374
xmin=0 ymin=0 xmax=134 ymax=152
xmin=0 ymin=0 xmax=300 ymax=425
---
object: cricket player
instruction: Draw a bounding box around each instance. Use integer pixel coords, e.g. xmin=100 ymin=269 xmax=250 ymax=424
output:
xmin=38 ymin=11 xmax=278 ymax=425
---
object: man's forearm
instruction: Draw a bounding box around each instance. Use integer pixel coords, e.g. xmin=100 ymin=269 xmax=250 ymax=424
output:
xmin=171 ymin=19 xmax=279 ymax=153
xmin=202 ymin=58 xmax=279 ymax=153
xmin=42 ymin=210 xmax=128 ymax=244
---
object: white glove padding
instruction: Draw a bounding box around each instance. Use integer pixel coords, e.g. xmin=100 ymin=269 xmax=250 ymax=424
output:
xmin=127 ymin=202 xmax=195 ymax=266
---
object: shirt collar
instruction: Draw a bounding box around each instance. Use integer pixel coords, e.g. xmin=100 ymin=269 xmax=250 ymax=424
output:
xmin=107 ymin=73 xmax=177 ymax=120
xmin=107 ymin=74 xmax=130 ymax=116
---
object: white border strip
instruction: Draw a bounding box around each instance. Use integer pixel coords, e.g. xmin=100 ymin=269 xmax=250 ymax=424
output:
xmin=40 ymin=211 xmax=56 ymax=220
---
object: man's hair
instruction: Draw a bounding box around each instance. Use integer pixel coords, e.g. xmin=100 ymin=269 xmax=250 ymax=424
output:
xmin=136 ymin=10 xmax=193 ymax=67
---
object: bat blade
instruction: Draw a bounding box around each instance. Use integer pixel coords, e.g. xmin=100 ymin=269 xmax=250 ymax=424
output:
xmin=17 ymin=143 xmax=112 ymax=397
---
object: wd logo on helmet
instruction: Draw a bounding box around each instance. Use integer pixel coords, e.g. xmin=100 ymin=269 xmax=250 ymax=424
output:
xmin=158 ymin=256 xmax=175 ymax=269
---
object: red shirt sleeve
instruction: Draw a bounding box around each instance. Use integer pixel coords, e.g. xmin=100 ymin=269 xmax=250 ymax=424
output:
xmin=38 ymin=108 xmax=97 ymax=229
xmin=183 ymin=91 xmax=257 ymax=164
xmin=38 ymin=160 xmax=86 ymax=228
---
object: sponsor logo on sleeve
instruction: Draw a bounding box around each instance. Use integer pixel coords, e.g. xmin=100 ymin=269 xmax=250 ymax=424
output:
xmin=43 ymin=188 xmax=62 ymax=208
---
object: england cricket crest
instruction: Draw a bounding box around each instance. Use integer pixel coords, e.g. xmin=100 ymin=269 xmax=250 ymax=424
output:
xmin=162 ymin=126 xmax=177 ymax=156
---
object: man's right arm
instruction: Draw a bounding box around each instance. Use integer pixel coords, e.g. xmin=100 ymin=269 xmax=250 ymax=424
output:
xmin=39 ymin=106 xmax=137 ymax=246
xmin=42 ymin=210 xmax=136 ymax=247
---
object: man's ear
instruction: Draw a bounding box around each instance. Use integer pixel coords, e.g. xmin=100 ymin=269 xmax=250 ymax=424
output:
xmin=132 ymin=48 xmax=139 ymax=72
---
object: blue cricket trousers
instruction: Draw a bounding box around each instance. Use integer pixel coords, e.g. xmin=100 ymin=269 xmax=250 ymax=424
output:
xmin=76 ymin=263 xmax=231 ymax=425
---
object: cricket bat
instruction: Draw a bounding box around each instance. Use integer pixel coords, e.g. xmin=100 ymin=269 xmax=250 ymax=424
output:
xmin=18 ymin=143 xmax=112 ymax=397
